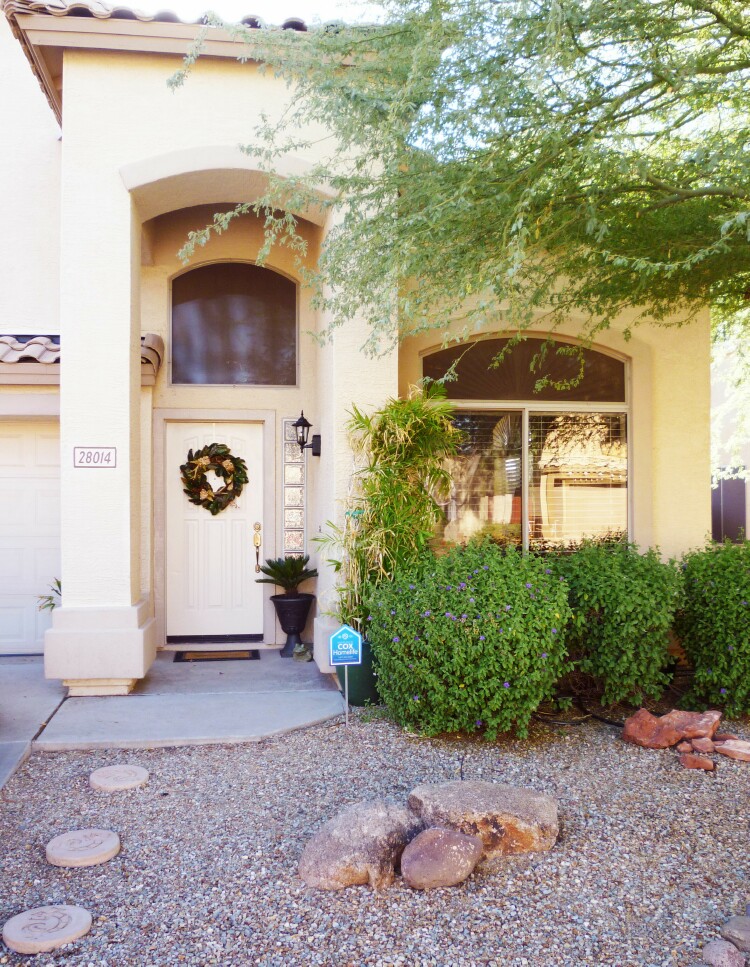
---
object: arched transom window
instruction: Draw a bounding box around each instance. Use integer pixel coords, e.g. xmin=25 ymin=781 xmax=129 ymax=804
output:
xmin=423 ymin=338 xmax=628 ymax=551
xmin=171 ymin=262 xmax=297 ymax=386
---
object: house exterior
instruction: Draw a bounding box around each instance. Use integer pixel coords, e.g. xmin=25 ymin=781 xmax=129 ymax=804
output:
xmin=0 ymin=0 xmax=712 ymax=695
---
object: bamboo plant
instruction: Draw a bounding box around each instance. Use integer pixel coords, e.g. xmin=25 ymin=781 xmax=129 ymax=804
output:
xmin=316 ymin=386 xmax=461 ymax=631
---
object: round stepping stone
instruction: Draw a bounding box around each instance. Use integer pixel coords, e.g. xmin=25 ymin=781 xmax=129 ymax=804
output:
xmin=3 ymin=905 xmax=92 ymax=954
xmin=46 ymin=829 xmax=120 ymax=868
xmin=89 ymin=764 xmax=149 ymax=792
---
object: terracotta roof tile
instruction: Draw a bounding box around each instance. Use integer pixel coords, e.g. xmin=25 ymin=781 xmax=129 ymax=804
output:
xmin=0 ymin=333 xmax=164 ymax=374
xmin=3 ymin=0 xmax=310 ymax=30
xmin=0 ymin=335 xmax=60 ymax=363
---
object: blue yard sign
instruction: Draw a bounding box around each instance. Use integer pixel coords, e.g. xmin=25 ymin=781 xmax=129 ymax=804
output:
xmin=329 ymin=624 xmax=363 ymax=666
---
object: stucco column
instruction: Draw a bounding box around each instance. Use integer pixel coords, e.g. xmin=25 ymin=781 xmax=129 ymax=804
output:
xmin=311 ymin=248 xmax=398 ymax=669
xmin=44 ymin=159 xmax=155 ymax=695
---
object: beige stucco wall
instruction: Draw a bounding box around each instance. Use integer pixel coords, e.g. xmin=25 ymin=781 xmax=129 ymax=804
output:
xmin=55 ymin=46 xmax=397 ymax=655
xmin=0 ymin=16 xmax=60 ymax=335
xmin=400 ymin=309 xmax=712 ymax=559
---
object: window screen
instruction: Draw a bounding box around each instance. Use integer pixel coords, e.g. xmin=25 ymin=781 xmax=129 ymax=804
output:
xmin=423 ymin=338 xmax=626 ymax=402
xmin=172 ymin=263 xmax=297 ymax=385
xmin=529 ymin=413 xmax=628 ymax=546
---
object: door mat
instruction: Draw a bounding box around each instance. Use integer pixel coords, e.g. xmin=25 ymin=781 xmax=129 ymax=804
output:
xmin=173 ymin=650 xmax=260 ymax=663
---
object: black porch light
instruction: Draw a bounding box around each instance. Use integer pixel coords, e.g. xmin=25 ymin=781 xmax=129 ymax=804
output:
xmin=293 ymin=411 xmax=321 ymax=456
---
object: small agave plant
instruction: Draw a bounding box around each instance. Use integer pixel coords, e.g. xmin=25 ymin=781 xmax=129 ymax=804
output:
xmin=255 ymin=555 xmax=318 ymax=596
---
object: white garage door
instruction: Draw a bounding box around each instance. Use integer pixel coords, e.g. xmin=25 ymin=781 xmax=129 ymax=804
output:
xmin=0 ymin=421 xmax=60 ymax=655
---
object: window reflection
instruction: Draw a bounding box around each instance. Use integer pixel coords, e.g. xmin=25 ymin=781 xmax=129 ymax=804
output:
xmin=172 ymin=263 xmax=296 ymax=385
xmin=434 ymin=410 xmax=628 ymax=549
xmin=529 ymin=413 xmax=627 ymax=546
xmin=435 ymin=411 xmax=523 ymax=547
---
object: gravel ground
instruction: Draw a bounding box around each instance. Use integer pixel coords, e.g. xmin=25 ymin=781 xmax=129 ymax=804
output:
xmin=0 ymin=713 xmax=748 ymax=967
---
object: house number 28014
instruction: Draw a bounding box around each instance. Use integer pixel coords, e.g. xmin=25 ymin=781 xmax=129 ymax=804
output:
xmin=73 ymin=447 xmax=117 ymax=468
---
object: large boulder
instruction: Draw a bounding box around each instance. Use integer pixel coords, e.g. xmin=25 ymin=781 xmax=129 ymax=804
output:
xmin=298 ymin=801 xmax=423 ymax=891
xmin=407 ymin=781 xmax=558 ymax=860
xmin=401 ymin=827 xmax=483 ymax=890
xmin=721 ymin=916 xmax=750 ymax=952
xmin=622 ymin=709 xmax=722 ymax=749
xmin=702 ymin=938 xmax=746 ymax=967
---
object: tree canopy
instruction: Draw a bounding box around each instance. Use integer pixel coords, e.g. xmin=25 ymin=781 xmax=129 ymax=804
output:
xmin=172 ymin=0 xmax=750 ymax=354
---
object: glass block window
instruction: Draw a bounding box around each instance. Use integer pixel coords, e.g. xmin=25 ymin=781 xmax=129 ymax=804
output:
xmin=282 ymin=419 xmax=306 ymax=555
xmin=172 ymin=262 xmax=296 ymax=385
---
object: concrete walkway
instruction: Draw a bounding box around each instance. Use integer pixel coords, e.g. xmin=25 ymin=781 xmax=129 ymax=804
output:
xmin=0 ymin=656 xmax=65 ymax=788
xmin=1 ymin=652 xmax=344 ymax=776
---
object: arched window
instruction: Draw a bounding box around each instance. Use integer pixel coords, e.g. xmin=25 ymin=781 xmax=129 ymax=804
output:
xmin=423 ymin=338 xmax=628 ymax=550
xmin=171 ymin=262 xmax=297 ymax=385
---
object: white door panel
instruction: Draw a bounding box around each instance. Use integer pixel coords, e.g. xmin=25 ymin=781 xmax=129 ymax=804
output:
xmin=166 ymin=422 xmax=265 ymax=640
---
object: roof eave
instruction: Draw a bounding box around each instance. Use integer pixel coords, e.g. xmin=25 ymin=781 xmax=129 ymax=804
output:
xmin=2 ymin=3 xmax=284 ymax=126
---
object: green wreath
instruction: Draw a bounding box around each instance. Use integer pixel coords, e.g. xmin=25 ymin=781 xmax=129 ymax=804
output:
xmin=180 ymin=442 xmax=249 ymax=516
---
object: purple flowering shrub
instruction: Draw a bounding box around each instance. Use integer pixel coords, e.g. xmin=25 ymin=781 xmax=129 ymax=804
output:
xmin=365 ymin=541 xmax=571 ymax=738
xmin=677 ymin=541 xmax=750 ymax=716
xmin=548 ymin=541 xmax=683 ymax=706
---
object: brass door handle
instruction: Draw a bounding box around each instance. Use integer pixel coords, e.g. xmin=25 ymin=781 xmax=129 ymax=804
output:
xmin=253 ymin=522 xmax=262 ymax=572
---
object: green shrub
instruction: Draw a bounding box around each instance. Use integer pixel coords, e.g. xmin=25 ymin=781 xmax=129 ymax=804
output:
xmin=676 ymin=541 xmax=750 ymax=716
xmin=365 ymin=541 xmax=571 ymax=739
xmin=548 ymin=541 xmax=683 ymax=706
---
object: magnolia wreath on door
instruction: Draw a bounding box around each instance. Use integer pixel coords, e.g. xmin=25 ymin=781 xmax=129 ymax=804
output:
xmin=180 ymin=443 xmax=249 ymax=516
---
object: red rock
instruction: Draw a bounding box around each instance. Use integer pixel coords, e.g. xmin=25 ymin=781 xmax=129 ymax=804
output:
xmin=663 ymin=709 xmax=722 ymax=739
xmin=622 ymin=708 xmax=722 ymax=749
xmin=714 ymin=733 xmax=740 ymax=742
xmin=691 ymin=736 xmax=715 ymax=753
xmin=679 ymin=753 xmax=715 ymax=771
xmin=714 ymin=739 xmax=750 ymax=762
xmin=676 ymin=740 xmax=692 ymax=753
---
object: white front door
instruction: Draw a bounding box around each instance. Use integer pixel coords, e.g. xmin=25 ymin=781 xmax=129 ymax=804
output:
xmin=166 ymin=422 xmax=265 ymax=642
xmin=0 ymin=421 xmax=60 ymax=655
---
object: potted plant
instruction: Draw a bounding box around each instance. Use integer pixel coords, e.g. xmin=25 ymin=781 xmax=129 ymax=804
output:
xmin=256 ymin=555 xmax=318 ymax=658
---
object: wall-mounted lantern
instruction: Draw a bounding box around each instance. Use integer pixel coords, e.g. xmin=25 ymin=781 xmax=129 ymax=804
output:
xmin=293 ymin=411 xmax=321 ymax=456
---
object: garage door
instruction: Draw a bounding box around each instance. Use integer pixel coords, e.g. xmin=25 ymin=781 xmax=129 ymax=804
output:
xmin=0 ymin=421 xmax=60 ymax=654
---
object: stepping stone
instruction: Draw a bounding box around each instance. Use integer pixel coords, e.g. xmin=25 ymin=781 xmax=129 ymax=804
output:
xmin=46 ymin=829 xmax=120 ymax=868
xmin=3 ymin=905 xmax=92 ymax=954
xmin=90 ymin=764 xmax=149 ymax=792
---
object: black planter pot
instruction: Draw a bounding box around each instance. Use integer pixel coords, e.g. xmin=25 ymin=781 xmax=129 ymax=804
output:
xmin=271 ymin=592 xmax=315 ymax=657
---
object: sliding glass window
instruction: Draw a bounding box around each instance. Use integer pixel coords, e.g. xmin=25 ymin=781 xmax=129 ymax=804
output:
xmin=425 ymin=339 xmax=629 ymax=551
